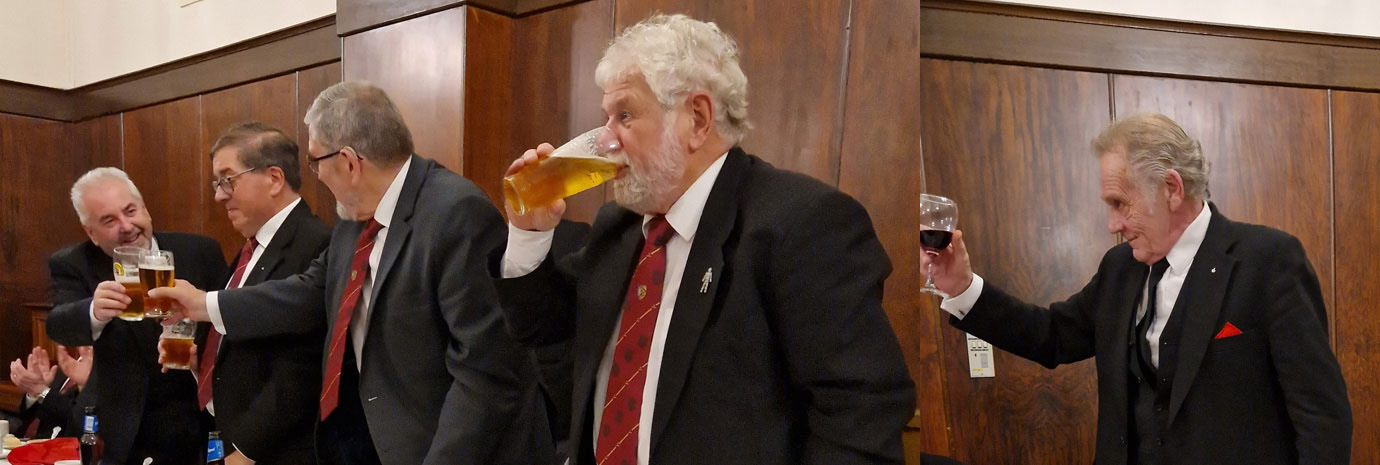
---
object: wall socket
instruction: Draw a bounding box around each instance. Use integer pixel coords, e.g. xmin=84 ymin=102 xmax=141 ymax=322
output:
xmin=966 ymin=333 xmax=995 ymax=378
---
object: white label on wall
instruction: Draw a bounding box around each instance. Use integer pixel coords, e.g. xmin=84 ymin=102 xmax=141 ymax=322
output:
xmin=967 ymin=333 xmax=996 ymax=378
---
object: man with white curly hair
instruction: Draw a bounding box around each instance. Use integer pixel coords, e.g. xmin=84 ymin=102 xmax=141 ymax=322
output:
xmin=497 ymin=13 xmax=915 ymax=465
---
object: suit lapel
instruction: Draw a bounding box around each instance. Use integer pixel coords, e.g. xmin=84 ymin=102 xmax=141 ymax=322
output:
xmin=363 ymin=156 xmax=424 ymax=338
xmin=241 ymin=202 xmax=311 ymax=286
xmin=1166 ymin=207 xmax=1236 ymax=425
xmin=648 ymin=150 xmax=747 ymax=452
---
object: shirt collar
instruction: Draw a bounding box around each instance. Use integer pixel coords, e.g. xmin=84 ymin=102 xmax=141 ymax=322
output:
xmin=1164 ymin=201 xmax=1211 ymax=274
xmin=373 ymin=157 xmax=413 ymax=229
xmin=644 ymin=151 xmax=730 ymax=242
xmin=253 ymin=197 xmax=302 ymax=248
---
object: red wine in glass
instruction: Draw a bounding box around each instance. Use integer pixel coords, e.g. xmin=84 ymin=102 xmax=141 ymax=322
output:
xmin=919 ymin=230 xmax=953 ymax=252
xmin=918 ymin=194 xmax=957 ymax=296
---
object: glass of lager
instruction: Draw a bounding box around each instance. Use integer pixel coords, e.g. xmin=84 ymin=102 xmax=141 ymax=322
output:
xmin=503 ymin=127 xmax=623 ymax=215
xmin=112 ymin=246 xmax=147 ymax=321
xmin=139 ymin=250 xmax=175 ymax=320
xmin=160 ymin=319 xmax=196 ymax=370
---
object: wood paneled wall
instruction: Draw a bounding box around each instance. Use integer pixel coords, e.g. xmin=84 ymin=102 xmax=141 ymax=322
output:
xmin=0 ymin=64 xmax=342 ymax=382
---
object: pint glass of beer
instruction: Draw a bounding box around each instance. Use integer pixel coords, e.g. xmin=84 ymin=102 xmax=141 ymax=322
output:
xmin=160 ymin=319 xmax=196 ymax=370
xmin=112 ymin=246 xmax=147 ymax=321
xmin=503 ymin=127 xmax=622 ymax=215
xmin=139 ymin=250 xmax=175 ymax=319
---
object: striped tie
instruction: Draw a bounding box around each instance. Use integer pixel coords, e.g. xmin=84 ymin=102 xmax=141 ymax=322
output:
xmin=319 ymin=220 xmax=383 ymax=420
xmin=595 ymin=216 xmax=674 ymax=465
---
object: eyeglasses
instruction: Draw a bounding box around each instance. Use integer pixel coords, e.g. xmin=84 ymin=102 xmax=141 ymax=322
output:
xmin=308 ymin=147 xmax=347 ymax=174
xmin=210 ymin=168 xmax=256 ymax=195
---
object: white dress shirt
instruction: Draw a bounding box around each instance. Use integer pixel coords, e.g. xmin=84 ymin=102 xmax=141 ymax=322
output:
xmin=942 ymin=201 xmax=1211 ymax=368
xmin=202 ymin=197 xmax=301 ymax=418
xmin=502 ymin=152 xmax=729 ymax=465
xmin=90 ymin=237 xmax=160 ymax=340
xmin=210 ymin=157 xmax=412 ymax=373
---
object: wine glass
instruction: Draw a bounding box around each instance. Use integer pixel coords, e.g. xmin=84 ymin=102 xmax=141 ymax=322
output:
xmin=919 ymin=194 xmax=958 ymax=296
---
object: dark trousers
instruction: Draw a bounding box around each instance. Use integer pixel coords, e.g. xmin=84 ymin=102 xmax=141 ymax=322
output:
xmin=317 ymin=346 xmax=381 ymax=465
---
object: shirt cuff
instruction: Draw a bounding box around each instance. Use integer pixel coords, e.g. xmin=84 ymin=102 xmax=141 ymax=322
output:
xmin=89 ymin=301 xmax=110 ymax=340
xmin=23 ymin=393 xmax=39 ymax=408
xmin=207 ymin=291 xmax=227 ymax=335
xmin=940 ymin=274 xmax=985 ymax=320
xmin=501 ymin=223 xmax=555 ymax=278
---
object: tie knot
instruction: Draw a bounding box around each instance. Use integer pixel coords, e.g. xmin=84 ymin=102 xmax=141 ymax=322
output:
xmin=248 ymin=236 xmax=260 ymax=248
xmin=241 ymin=237 xmax=259 ymax=255
xmin=361 ymin=219 xmax=384 ymax=241
xmin=1149 ymin=258 xmax=1170 ymax=282
xmin=646 ymin=215 xmax=675 ymax=247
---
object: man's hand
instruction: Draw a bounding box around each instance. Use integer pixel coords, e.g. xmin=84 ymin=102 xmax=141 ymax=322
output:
xmin=226 ymin=451 xmax=255 ymax=465
xmin=919 ymin=229 xmax=976 ymax=297
xmin=9 ymin=346 xmax=57 ymax=397
xmin=147 ymin=279 xmax=210 ymax=324
xmin=504 ymin=143 xmax=566 ymax=232
xmin=91 ymin=280 xmax=132 ymax=322
xmin=157 ymin=337 xmax=198 ymax=374
xmin=55 ymin=345 xmax=93 ymax=390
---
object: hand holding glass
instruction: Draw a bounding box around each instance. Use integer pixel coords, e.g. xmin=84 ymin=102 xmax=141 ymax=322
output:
xmin=919 ymin=194 xmax=958 ymax=296
xmin=112 ymin=246 xmax=148 ymax=321
xmin=139 ymin=250 xmax=175 ymax=320
xmin=503 ymin=127 xmax=622 ymax=215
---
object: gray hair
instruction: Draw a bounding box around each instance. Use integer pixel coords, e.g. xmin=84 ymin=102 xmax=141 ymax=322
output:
xmin=1092 ymin=112 xmax=1211 ymax=202
xmin=70 ymin=167 xmax=144 ymax=224
xmin=303 ymin=81 xmax=415 ymax=166
xmin=595 ymin=13 xmax=751 ymax=145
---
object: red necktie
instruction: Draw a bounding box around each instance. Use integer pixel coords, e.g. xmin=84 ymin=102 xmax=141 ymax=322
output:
xmin=595 ymin=216 xmax=675 ymax=465
xmin=319 ymin=220 xmax=383 ymax=420
xmin=198 ymin=237 xmax=257 ymax=409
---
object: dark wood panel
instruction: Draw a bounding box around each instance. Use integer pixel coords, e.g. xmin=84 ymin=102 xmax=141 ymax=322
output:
xmin=122 ymin=97 xmax=207 ymax=236
xmin=0 ymin=80 xmax=74 ymax=122
xmin=462 ymin=7 xmax=515 ymax=210
xmin=68 ymin=115 xmax=125 ymax=170
xmin=614 ymin=0 xmax=850 ymax=184
xmin=295 ymin=63 xmax=343 ymax=226
xmin=508 ymin=0 xmax=613 ymax=223
xmin=921 ymin=6 xmax=1380 ymax=92
xmin=470 ymin=0 xmax=584 ymax=16
xmin=1329 ymin=89 xmax=1380 ymax=465
xmin=200 ymin=74 xmax=301 ymax=258
xmin=835 ymin=0 xmax=944 ymax=457
xmin=1111 ymin=76 xmax=1335 ymax=336
xmin=342 ymin=7 xmax=466 ymax=172
xmin=337 ymin=0 xmax=462 ymax=36
xmin=920 ymin=59 xmax=1113 ymax=464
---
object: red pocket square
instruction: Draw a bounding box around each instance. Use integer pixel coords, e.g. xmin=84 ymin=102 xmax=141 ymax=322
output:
xmin=1214 ymin=322 xmax=1243 ymax=339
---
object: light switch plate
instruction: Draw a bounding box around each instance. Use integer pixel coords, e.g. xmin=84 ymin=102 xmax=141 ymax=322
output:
xmin=966 ymin=333 xmax=995 ymax=378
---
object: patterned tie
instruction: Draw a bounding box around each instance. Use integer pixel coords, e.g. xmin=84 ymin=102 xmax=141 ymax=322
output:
xmin=319 ymin=220 xmax=383 ymax=420
xmin=595 ymin=216 xmax=675 ymax=465
xmin=198 ymin=237 xmax=257 ymax=409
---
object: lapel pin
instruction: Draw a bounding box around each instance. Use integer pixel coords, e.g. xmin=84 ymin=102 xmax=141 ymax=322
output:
xmin=1211 ymin=267 xmax=1216 ymax=273
xmin=700 ymin=268 xmax=713 ymax=293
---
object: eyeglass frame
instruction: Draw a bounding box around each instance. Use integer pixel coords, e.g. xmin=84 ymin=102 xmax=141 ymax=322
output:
xmin=308 ymin=146 xmax=360 ymax=174
xmin=210 ymin=167 xmax=257 ymax=195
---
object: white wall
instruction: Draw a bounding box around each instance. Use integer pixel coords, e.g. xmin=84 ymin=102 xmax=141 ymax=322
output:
xmin=981 ymin=0 xmax=1380 ymax=39
xmin=0 ymin=1 xmax=72 ymax=88
xmin=0 ymin=0 xmax=335 ymax=89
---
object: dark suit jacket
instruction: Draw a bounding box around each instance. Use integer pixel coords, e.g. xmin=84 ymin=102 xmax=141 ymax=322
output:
xmin=211 ymin=201 xmax=330 ymax=464
xmin=531 ymin=219 xmax=591 ymax=451
xmin=17 ymin=371 xmax=89 ymax=439
xmin=952 ymin=205 xmax=1351 ymax=465
xmin=45 ymin=232 xmax=228 ymax=465
xmin=216 ymin=156 xmax=552 ymax=465
xmin=496 ymin=149 xmax=916 ymax=465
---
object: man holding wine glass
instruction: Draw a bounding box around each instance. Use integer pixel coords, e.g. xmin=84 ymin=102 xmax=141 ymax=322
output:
xmin=921 ymin=113 xmax=1351 ymax=465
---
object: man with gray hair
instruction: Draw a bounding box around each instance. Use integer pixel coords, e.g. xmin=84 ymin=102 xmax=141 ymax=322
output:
xmin=923 ymin=112 xmax=1352 ymax=465
xmin=45 ymin=167 xmax=228 ymax=464
xmin=151 ymin=82 xmax=552 ymax=465
xmin=498 ymin=14 xmax=915 ymax=465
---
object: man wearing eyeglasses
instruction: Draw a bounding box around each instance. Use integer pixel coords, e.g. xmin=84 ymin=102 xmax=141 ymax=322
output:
xmin=176 ymin=122 xmax=332 ymax=465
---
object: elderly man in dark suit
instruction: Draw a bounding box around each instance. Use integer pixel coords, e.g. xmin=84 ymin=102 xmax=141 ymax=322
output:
xmin=497 ymin=14 xmax=915 ymax=465
xmin=158 ymin=122 xmax=332 ymax=465
xmin=45 ymin=167 xmax=228 ymax=465
xmin=923 ymin=113 xmax=1352 ymax=465
xmin=151 ymin=82 xmax=551 ymax=465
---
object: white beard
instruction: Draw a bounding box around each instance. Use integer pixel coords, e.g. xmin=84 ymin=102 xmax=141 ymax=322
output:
xmin=610 ymin=123 xmax=686 ymax=214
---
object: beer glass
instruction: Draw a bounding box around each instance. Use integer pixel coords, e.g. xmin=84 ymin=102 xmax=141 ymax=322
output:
xmin=919 ymin=194 xmax=958 ymax=297
xmin=160 ymin=319 xmax=196 ymax=370
xmin=503 ymin=127 xmax=623 ymax=215
xmin=139 ymin=250 xmax=175 ymax=319
xmin=112 ymin=246 xmax=147 ymax=321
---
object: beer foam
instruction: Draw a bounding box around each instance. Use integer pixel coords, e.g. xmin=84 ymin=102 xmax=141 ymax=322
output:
xmin=116 ymin=275 xmax=140 ymax=283
xmin=140 ymin=264 xmax=174 ymax=271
